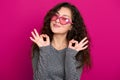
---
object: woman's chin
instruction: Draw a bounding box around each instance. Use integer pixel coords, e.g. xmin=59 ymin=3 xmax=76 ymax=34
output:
xmin=50 ymin=24 xmax=67 ymax=34
xmin=52 ymin=30 xmax=67 ymax=35
xmin=51 ymin=27 xmax=62 ymax=34
xmin=52 ymin=30 xmax=61 ymax=34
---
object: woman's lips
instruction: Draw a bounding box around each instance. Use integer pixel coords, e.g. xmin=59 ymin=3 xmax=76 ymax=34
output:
xmin=53 ymin=24 xmax=60 ymax=28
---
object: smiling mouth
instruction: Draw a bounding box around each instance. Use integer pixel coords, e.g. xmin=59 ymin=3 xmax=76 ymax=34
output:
xmin=53 ymin=24 xmax=60 ymax=28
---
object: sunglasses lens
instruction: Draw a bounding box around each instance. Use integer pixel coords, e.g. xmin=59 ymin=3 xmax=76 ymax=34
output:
xmin=51 ymin=14 xmax=72 ymax=25
xmin=60 ymin=17 xmax=69 ymax=25
xmin=51 ymin=15 xmax=57 ymax=21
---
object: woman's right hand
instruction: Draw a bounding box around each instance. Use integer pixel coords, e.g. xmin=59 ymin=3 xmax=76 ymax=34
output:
xmin=30 ymin=28 xmax=50 ymax=47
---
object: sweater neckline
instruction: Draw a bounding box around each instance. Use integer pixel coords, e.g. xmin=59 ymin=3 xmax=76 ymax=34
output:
xmin=50 ymin=44 xmax=67 ymax=52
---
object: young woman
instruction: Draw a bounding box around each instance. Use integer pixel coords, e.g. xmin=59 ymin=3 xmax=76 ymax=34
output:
xmin=30 ymin=2 xmax=91 ymax=80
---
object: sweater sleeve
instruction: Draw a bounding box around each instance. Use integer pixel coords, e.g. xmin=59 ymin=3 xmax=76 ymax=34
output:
xmin=32 ymin=45 xmax=50 ymax=80
xmin=65 ymin=48 xmax=83 ymax=80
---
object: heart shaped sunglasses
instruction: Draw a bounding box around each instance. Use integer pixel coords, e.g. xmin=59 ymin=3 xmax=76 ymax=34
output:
xmin=51 ymin=14 xmax=73 ymax=25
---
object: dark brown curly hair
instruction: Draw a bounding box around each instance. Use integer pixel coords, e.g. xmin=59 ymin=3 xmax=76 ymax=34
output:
xmin=32 ymin=2 xmax=91 ymax=69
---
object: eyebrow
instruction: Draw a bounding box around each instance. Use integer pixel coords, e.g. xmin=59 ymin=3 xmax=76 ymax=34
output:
xmin=56 ymin=12 xmax=70 ymax=18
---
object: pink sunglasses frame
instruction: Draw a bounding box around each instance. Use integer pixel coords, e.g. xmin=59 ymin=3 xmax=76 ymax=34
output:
xmin=51 ymin=14 xmax=73 ymax=25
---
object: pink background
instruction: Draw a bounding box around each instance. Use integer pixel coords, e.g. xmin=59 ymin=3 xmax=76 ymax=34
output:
xmin=0 ymin=0 xmax=120 ymax=80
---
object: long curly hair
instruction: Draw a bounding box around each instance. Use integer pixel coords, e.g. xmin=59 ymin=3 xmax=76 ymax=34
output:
xmin=32 ymin=2 xmax=91 ymax=69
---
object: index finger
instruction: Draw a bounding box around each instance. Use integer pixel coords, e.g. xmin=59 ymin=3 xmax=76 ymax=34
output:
xmin=34 ymin=28 xmax=39 ymax=38
xmin=80 ymin=37 xmax=87 ymax=43
xmin=44 ymin=34 xmax=50 ymax=42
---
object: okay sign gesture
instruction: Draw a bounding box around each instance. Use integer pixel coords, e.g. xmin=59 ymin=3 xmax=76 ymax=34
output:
xmin=68 ymin=37 xmax=89 ymax=52
xmin=30 ymin=29 xmax=50 ymax=47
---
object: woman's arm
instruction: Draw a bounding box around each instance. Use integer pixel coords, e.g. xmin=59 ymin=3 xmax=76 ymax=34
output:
xmin=65 ymin=48 xmax=83 ymax=80
xmin=32 ymin=45 xmax=51 ymax=80
xmin=32 ymin=49 xmax=39 ymax=74
xmin=65 ymin=37 xmax=88 ymax=80
xmin=30 ymin=29 xmax=51 ymax=80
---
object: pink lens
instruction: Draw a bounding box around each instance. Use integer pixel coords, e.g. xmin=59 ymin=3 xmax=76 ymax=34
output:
xmin=59 ymin=17 xmax=69 ymax=25
xmin=51 ymin=15 xmax=58 ymax=21
xmin=51 ymin=14 xmax=72 ymax=25
xmin=51 ymin=15 xmax=57 ymax=21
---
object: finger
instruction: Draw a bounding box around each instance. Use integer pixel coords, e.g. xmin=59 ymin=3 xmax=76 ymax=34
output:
xmin=31 ymin=31 xmax=37 ymax=39
xmin=69 ymin=39 xmax=76 ymax=43
xmin=45 ymin=34 xmax=50 ymax=42
xmin=80 ymin=37 xmax=87 ymax=43
xmin=81 ymin=45 xmax=88 ymax=50
xmin=69 ymin=40 xmax=74 ymax=47
xmin=39 ymin=35 xmax=44 ymax=41
xmin=70 ymin=39 xmax=74 ymax=42
xmin=80 ymin=40 xmax=88 ymax=46
xmin=30 ymin=37 xmax=36 ymax=43
xmin=34 ymin=29 xmax=39 ymax=38
xmin=40 ymin=34 xmax=46 ymax=38
xmin=73 ymin=40 xmax=78 ymax=44
xmin=69 ymin=39 xmax=78 ymax=47
xmin=72 ymin=39 xmax=78 ymax=43
xmin=73 ymin=40 xmax=78 ymax=47
xmin=40 ymin=34 xmax=46 ymax=41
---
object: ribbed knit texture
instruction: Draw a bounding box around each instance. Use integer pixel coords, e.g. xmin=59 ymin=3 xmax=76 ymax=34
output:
xmin=32 ymin=45 xmax=83 ymax=80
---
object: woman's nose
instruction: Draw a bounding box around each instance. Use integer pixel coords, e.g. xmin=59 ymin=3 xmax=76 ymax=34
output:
xmin=55 ymin=18 xmax=60 ymax=23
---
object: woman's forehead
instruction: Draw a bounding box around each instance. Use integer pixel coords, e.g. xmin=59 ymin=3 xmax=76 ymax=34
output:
xmin=57 ymin=7 xmax=72 ymax=18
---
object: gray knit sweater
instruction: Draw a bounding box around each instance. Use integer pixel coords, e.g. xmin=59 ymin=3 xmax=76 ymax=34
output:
xmin=32 ymin=45 xmax=83 ymax=80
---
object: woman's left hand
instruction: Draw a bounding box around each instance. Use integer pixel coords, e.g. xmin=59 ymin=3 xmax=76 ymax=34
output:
xmin=68 ymin=37 xmax=89 ymax=52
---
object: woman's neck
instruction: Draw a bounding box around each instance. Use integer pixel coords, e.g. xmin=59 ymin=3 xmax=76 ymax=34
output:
xmin=51 ymin=34 xmax=68 ymax=50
